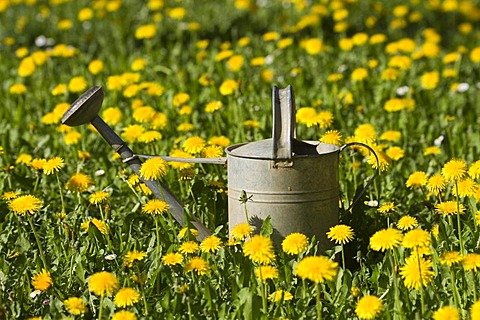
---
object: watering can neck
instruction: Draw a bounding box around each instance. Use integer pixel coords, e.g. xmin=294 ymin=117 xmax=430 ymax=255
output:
xmin=272 ymin=85 xmax=296 ymax=161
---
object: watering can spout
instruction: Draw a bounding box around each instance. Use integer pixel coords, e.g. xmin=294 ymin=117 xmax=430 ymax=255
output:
xmin=62 ymin=86 xmax=212 ymax=240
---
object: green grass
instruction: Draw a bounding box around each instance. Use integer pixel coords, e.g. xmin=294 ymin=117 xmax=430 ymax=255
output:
xmin=1 ymin=0 xmax=480 ymax=319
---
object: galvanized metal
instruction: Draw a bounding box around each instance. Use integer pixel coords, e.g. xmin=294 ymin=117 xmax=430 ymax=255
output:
xmin=226 ymin=140 xmax=341 ymax=251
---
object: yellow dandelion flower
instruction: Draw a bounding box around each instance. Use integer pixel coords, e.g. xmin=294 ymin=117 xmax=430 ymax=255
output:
xmin=42 ymin=157 xmax=64 ymax=175
xmin=463 ymin=253 xmax=480 ymax=272
xmin=178 ymin=227 xmax=199 ymax=239
xmin=402 ymin=229 xmax=431 ymax=249
xmin=399 ymin=254 xmax=435 ymax=289
xmin=123 ymin=250 xmax=147 ymax=268
xmin=29 ymin=158 xmax=47 ymax=171
xmin=138 ymin=130 xmax=162 ymax=144
xmin=179 ymin=241 xmax=199 ymax=255
xmin=121 ymin=124 xmax=145 ymax=143
xmin=302 ymin=38 xmax=324 ymax=55
xmin=102 ymin=107 xmax=123 ymax=126
xmin=369 ymin=228 xmax=403 ymax=252
xmin=351 ymin=68 xmax=369 ymax=81
xmin=312 ymin=110 xmax=331 ymax=128
xmin=112 ymin=310 xmax=137 ymax=320
xmin=162 ymin=252 xmax=183 ymax=266
xmin=227 ymin=55 xmax=244 ymax=72
xmin=66 ymin=173 xmax=93 ymax=193
xmin=269 ymin=290 xmax=293 ymax=302
xmin=89 ymin=271 xmax=119 ymax=296
xmin=255 ymin=265 xmax=279 ymax=283
xmin=469 ymin=160 xmax=480 ymax=179
xmin=243 ymin=235 xmax=275 ymax=264
xmin=2 ymin=191 xmax=19 ymax=200
xmin=135 ymin=24 xmax=157 ymax=40
xmin=296 ymin=107 xmax=318 ymax=127
xmin=32 ymin=269 xmax=53 ymax=291
xmin=8 ymin=194 xmax=43 ymax=216
xmin=63 ymin=297 xmax=88 ymax=315
xmin=405 ymin=171 xmax=428 ymax=188
xmin=354 ymin=124 xmax=376 ymax=144
xmin=202 ymin=145 xmax=223 ymax=158
xmin=420 ymin=71 xmax=440 ymax=90
xmin=133 ymin=106 xmax=156 ymax=123
xmin=209 ymin=135 xmax=230 ymax=147
xmin=16 ymin=153 xmax=32 ymax=165
xmin=320 ymin=130 xmax=342 ymax=146
xmin=219 ymin=79 xmax=239 ymax=96
xmin=442 ymin=159 xmax=467 ymax=182
xmin=114 ymin=287 xmax=140 ymax=308
xmin=427 ymin=174 xmax=446 ymax=195
xmin=432 ymin=306 xmax=460 ymax=320
xmin=386 ymin=146 xmax=405 ymax=161
xmin=231 ymin=223 xmax=253 ymax=241
xmin=139 ymin=157 xmax=168 ymax=180
xmin=142 ymin=199 xmax=169 ymax=215
xmin=453 ymin=178 xmax=477 ymax=197
xmin=64 ymin=130 xmax=82 ymax=145
xmin=243 ymin=119 xmax=260 ymax=128
xmin=81 ymin=218 xmax=108 ymax=235
xmin=184 ymin=256 xmax=209 ymax=275
xmin=200 ymin=235 xmax=222 ymax=253
xmin=439 ymin=251 xmax=463 ymax=266
xmin=68 ymin=76 xmax=87 ymax=93
xmin=182 ymin=136 xmax=206 ymax=154
xmin=327 ymin=224 xmax=354 ymax=245
xmin=397 ymin=215 xmax=418 ymax=230
xmin=377 ymin=202 xmax=396 ymax=214
xmin=355 ymin=295 xmax=383 ymax=320
xmin=167 ymin=7 xmax=186 ymax=19
xmin=379 ymin=130 xmax=401 ymax=142
xmin=9 ymin=83 xmax=27 ymax=95
xmin=282 ymin=233 xmax=309 ymax=255
xmin=89 ymin=191 xmax=109 ymax=205
xmin=295 ymin=256 xmax=338 ymax=283
xmin=435 ymin=201 xmax=465 ymax=216
xmin=205 ymin=100 xmax=223 ymax=113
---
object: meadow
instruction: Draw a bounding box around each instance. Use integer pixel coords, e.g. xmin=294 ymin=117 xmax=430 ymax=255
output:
xmin=1 ymin=0 xmax=480 ymax=319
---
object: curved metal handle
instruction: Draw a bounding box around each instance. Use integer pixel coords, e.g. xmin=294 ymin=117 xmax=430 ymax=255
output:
xmin=339 ymin=142 xmax=380 ymax=212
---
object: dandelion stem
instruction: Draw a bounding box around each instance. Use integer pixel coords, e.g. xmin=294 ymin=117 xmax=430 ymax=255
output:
xmin=155 ymin=217 xmax=161 ymax=253
xmin=55 ymin=172 xmax=65 ymax=213
xmin=315 ymin=283 xmax=323 ymax=320
xmin=341 ymin=244 xmax=345 ymax=270
xmin=27 ymin=216 xmax=47 ymax=269
xmin=98 ymin=293 xmax=104 ymax=320
xmin=454 ymin=182 xmax=465 ymax=253
xmin=415 ymin=247 xmax=425 ymax=317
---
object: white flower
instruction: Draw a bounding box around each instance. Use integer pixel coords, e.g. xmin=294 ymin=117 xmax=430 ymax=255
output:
xmin=434 ymin=135 xmax=444 ymax=146
xmin=456 ymin=83 xmax=469 ymax=93
xmin=105 ymin=253 xmax=117 ymax=261
xmin=365 ymin=200 xmax=379 ymax=207
xmin=396 ymin=86 xmax=409 ymax=96
xmin=30 ymin=289 xmax=42 ymax=298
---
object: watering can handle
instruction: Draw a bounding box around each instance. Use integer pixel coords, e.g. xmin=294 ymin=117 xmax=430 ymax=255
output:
xmin=272 ymin=85 xmax=295 ymax=161
xmin=339 ymin=142 xmax=380 ymax=212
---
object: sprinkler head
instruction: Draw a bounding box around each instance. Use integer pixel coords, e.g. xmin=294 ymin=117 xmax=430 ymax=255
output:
xmin=61 ymin=86 xmax=104 ymax=127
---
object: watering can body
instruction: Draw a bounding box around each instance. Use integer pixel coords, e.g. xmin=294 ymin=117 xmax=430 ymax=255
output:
xmin=227 ymin=139 xmax=340 ymax=250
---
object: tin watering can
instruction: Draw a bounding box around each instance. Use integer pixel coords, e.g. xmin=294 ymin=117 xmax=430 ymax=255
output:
xmin=62 ymin=85 xmax=378 ymax=250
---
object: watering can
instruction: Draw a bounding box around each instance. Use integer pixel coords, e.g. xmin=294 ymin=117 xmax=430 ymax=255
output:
xmin=62 ymin=85 xmax=378 ymax=250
